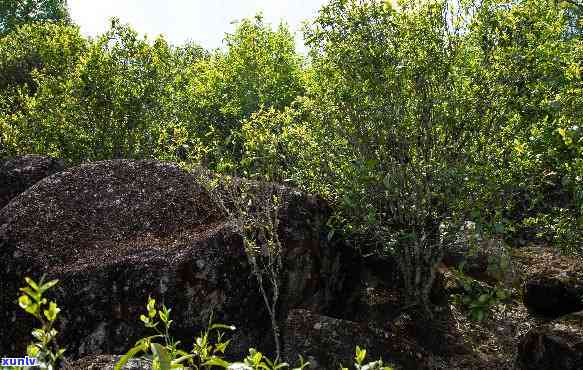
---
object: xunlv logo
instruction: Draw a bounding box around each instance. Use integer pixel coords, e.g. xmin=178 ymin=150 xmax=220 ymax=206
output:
xmin=1 ymin=356 xmax=39 ymax=366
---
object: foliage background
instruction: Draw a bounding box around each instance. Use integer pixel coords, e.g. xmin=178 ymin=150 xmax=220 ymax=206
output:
xmin=1 ymin=0 xmax=582 ymax=303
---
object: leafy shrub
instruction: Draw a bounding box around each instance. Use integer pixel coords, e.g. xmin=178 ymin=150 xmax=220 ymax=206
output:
xmin=303 ymin=0 xmax=477 ymax=315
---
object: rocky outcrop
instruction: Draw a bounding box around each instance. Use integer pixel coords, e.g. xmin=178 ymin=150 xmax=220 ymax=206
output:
xmin=518 ymin=312 xmax=583 ymax=370
xmin=0 ymin=155 xmax=64 ymax=210
xmin=0 ymin=160 xmax=356 ymax=359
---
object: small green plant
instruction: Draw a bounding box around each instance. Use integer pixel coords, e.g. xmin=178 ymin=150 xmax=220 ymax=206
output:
xmin=115 ymin=296 xmax=390 ymax=370
xmin=17 ymin=276 xmax=65 ymax=370
xmin=115 ymin=296 xmax=236 ymax=370
xmin=210 ymin=348 xmax=309 ymax=370
xmin=116 ymin=297 xmax=308 ymax=370
xmin=450 ymin=266 xmax=510 ymax=321
xmin=340 ymin=345 xmax=393 ymax=370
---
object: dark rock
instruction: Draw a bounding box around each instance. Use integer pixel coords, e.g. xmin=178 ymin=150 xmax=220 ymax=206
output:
xmin=523 ymin=272 xmax=583 ymax=318
xmin=0 ymin=155 xmax=65 ymax=210
xmin=283 ymin=309 xmax=432 ymax=370
xmin=347 ymin=254 xmax=402 ymax=325
xmin=0 ymin=160 xmax=354 ymax=359
xmin=518 ymin=312 xmax=583 ymax=370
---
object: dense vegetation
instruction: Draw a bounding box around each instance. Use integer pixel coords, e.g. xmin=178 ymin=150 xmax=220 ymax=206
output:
xmin=1 ymin=0 xmax=582 ymax=316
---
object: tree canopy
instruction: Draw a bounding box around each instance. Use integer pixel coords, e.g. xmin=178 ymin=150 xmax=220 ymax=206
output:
xmin=0 ymin=0 xmax=69 ymax=36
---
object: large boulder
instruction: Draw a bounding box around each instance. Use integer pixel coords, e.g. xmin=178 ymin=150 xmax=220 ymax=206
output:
xmin=0 ymin=155 xmax=65 ymax=210
xmin=518 ymin=312 xmax=583 ymax=370
xmin=0 ymin=160 xmax=355 ymax=359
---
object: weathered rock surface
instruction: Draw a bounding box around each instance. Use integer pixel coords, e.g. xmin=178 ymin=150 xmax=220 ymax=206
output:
xmin=518 ymin=312 xmax=583 ymax=370
xmin=523 ymin=270 xmax=583 ymax=318
xmin=283 ymin=309 xmax=431 ymax=370
xmin=0 ymin=160 xmax=355 ymax=359
xmin=0 ymin=155 xmax=64 ymax=210
xmin=63 ymin=355 xmax=151 ymax=370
